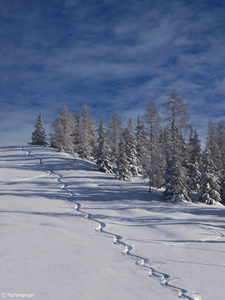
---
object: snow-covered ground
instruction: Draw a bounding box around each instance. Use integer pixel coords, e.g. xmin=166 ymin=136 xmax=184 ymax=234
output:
xmin=1 ymin=146 xmax=225 ymax=300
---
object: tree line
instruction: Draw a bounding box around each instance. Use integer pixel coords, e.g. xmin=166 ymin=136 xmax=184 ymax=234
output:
xmin=31 ymin=90 xmax=225 ymax=205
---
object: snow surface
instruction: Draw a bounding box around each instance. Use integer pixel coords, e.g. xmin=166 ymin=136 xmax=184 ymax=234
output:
xmin=1 ymin=146 xmax=225 ymax=300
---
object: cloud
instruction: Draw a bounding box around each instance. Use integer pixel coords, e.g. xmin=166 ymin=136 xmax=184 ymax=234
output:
xmin=0 ymin=0 xmax=225 ymax=145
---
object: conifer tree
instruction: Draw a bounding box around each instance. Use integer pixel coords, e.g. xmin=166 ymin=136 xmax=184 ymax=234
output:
xmin=187 ymin=127 xmax=202 ymax=192
xmin=144 ymin=101 xmax=163 ymax=191
xmin=220 ymin=171 xmax=225 ymax=204
xmin=198 ymin=121 xmax=222 ymax=204
xmin=107 ymin=110 xmax=123 ymax=166
xmin=198 ymin=149 xmax=222 ymax=204
xmin=156 ymin=128 xmax=167 ymax=187
xmin=123 ymin=119 xmax=139 ymax=175
xmin=163 ymin=90 xmax=191 ymax=202
xmin=161 ymin=126 xmax=172 ymax=167
xmin=73 ymin=113 xmax=82 ymax=153
xmin=135 ymin=116 xmax=149 ymax=173
xmin=96 ymin=118 xmax=113 ymax=173
xmin=217 ymin=121 xmax=225 ymax=202
xmin=117 ymin=135 xmax=132 ymax=181
xmin=50 ymin=106 xmax=75 ymax=152
xmin=206 ymin=119 xmax=221 ymax=174
xmin=217 ymin=121 xmax=225 ymax=171
xmin=31 ymin=112 xmax=47 ymax=146
xmin=78 ymin=105 xmax=97 ymax=159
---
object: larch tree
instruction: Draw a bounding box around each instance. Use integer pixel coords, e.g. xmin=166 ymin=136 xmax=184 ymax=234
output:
xmin=50 ymin=106 xmax=75 ymax=152
xmin=163 ymin=90 xmax=191 ymax=202
xmin=31 ymin=112 xmax=47 ymax=146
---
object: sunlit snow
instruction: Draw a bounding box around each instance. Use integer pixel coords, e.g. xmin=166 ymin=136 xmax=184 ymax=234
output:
xmin=1 ymin=146 xmax=225 ymax=300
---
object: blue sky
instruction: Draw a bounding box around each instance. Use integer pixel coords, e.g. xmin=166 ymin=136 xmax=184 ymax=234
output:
xmin=0 ymin=0 xmax=225 ymax=145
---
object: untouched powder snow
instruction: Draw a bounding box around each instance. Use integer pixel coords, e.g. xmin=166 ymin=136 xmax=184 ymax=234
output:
xmin=1 ymin=146 xmax=225 ymax=300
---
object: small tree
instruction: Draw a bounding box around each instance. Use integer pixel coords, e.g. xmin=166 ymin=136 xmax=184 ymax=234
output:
xmin=163 ymin=90 xmax=190 ymax=202
xmin=31 ymin=112 xmax=47 ymax=146
xmin=198 ymin=149 xmax=222 ymax=205
xmin=123 ymin=119 xmax=139 ymax=175
xmin=206 ymin=119 xmax=221 ymax=175
xmin=50 ymin=106 xmax=75 ymax=152
xmin=78 ymin=105 xmax=97 ymax=159
xmin=144 ymin=101 xmax=163 ymax=191
xmin=107 ymin=110 xmax=123 ymax=166
xmin=117 ymin=135 xmax=132 ymax=181
xmin=164 ymin=126 xmax=191 ymax=202
xmin=187 ymin=127 xmax=202 ymax=192
xmin=96 ymin=118 xmax=113 ymax=173
xmin=73 ymin=113 xmax=82 ymax=153
xmin=216 ymin=121 xmax=225 ymax=202
xmin=135 ymin=116 xmax=149 ymax=173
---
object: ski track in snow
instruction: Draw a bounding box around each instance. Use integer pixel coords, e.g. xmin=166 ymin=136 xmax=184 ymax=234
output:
xmin=21 ymin=147 xmax=207 ymax=300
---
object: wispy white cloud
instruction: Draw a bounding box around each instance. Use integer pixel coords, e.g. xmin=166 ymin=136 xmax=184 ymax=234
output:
xmin=0 ymin=0 xmax=225 ymax=145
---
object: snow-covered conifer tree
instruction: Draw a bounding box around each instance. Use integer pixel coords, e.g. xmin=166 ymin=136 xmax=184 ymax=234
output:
xmin=117 ymin=134 xmax=132 ymax=181
xmin=220 ymin=170 xmax=225 ymax=204
xmin=161 ymin=126 xmax=172 ymax=167
xmin=144 ymin=101 xmax=163 ymax=191
xmin=31 ymin=112 xmax=47 ymax=146
xmin=163 ymin=90 xmax=191 ymax=202
xmin=217 ymin=121 xmax=225 ymax=202
xmin=135 ymin=116 xmax=149 ymax=173
xmin=217 ymin=121 xmax=225 ymax=169
xmin=50 ymin=106 xmax=75 ymax=152
xmin=123 ymin=119 xmax=139 ymax=175
xmin=187 ymin=127 xmax=202 ymax=192
xmin=96 ymin=118 xmax=113 ymax=173
xmin=78 ymin=105 xmax=97 ymax=159
xmin=73 ymin=113 xmax=82 ymax=153
xmin=206 ymin=119 xmax=221 ymax=174
xmin=198 ymin=149 xmax=222 ymax=205
xmin=107 ymin=110 xmax=123 ymax=166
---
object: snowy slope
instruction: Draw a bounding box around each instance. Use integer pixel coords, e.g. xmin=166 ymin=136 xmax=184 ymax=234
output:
xmin=1 ymin=146 xmax=225 ymax=300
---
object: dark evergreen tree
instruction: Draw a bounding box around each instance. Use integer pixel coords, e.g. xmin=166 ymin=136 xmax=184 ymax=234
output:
xmin=31 ymin=112 xmax=47 ymax=146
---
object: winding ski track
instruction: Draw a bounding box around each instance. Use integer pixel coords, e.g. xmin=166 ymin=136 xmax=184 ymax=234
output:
xmin=21 ymin=146 xmax=200 ymax=300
